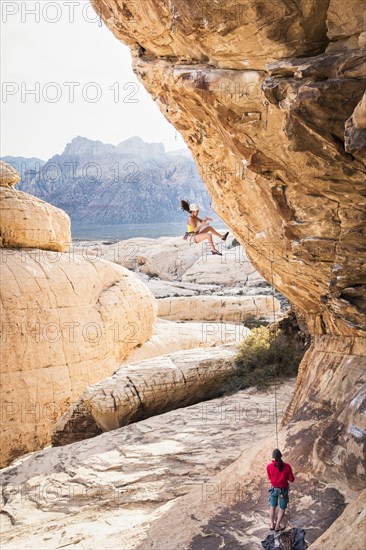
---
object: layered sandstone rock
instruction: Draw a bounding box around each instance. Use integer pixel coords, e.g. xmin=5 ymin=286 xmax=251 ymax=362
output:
xmin=52 ymin=345 xmax=239 ymax=445
xmin=309 ymin=488 xmax=366 ymax=550
xmin=0 ymin=187 xmax=71 ymax=252
xmin=121 ymin=318 xmax=250 ymax=364
xmin=182 ymin=248 xmax=268 ymax=287
xmin=92 ymin=237 xmax=159 ymax=270
xmin=134 ymin=275 xmax=220 ymax=297
xmin=0 ymin=160 xmax=20 ymax=188
xmin=127 ymin=236 xmax=204 ymax=280
xmin=158 ymin=295 xmax=281 ymax=322
xmin=74 ymin=236 xmax=211 ymax=279
xmin=0 ymin=250 xmax=157 ymax=467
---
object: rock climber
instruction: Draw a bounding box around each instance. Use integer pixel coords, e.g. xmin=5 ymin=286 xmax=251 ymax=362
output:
xmin=180 ymin=200 xmax=229 ymax=255
xmin=267 ymin=448 xmax=295 ymax=532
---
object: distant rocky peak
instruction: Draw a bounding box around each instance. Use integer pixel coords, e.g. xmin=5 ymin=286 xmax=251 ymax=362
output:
xmin=117 ymin=136 xmax=165 ymax=156
xmin=62 ymin=136 xmax=115 ymax=157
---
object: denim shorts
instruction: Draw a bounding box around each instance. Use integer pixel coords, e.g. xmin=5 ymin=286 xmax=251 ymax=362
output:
xmin=269 ymin=487 xmax=289 ymax=509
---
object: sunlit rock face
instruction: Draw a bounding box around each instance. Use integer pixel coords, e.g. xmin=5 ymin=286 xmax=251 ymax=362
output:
xmin=0 ymin=187 xmax=71 ymax=252
xmin=0 ymin=250 xmax=157 ymax=467
xmin=92 ymin=0 xmax=365 ymax=338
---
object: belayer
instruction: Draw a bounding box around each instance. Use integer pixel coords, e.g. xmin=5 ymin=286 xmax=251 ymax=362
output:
xmin=267 ymin=449 xmax=295 ymax=532
xmin=180 ymin=199 xmax=229 ymax=255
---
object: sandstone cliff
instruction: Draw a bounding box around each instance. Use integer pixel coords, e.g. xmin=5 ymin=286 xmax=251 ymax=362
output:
xmin=90 ymin=0 xmax=366 ymax=546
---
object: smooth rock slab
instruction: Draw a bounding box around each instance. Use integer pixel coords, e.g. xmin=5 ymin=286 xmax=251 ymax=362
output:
xmin=0 ymin=380 xmax=294 ymax=550
xmin=158 ymin=295 xmax=281 ymax=322
xmin=122 ymin=318 xmax=250 ymax=364
xmin=52 ymin=345 xmax=245 ymax=446
xmin=182 ymin=249 xmax=268 ymax=287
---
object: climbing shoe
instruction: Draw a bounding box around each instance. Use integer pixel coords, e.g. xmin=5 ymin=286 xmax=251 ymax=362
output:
xmin=221 ymin=232 xmax=229 ymax=241
xmin=212 ymin=250 xmax=222 ymax=256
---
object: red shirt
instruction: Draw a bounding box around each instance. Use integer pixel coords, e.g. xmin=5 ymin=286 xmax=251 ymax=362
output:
xmin=267 ymin=460 xmax=294 ymax=489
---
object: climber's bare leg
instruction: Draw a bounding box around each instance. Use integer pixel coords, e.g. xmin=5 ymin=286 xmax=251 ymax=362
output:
xmin=194 ymin=232 xmax=217 ymax=252
xmin=199 ymin=225 xmax=224 ymax=239
xmin=275 ymin=508 xmax=285 ymax=530
xmin=269 ymin=507 xmax=276 ymax=530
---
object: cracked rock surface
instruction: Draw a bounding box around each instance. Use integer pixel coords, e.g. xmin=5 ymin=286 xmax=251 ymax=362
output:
xmin=0 ymin=380 xmax=294 ymax=550
xmin=52 ymin=345 xmax=242 ymax=445
xmin=0 ymin=188 xmax=71 ymax=252
xmin=0 ymin=249 xmax=157 ymax=467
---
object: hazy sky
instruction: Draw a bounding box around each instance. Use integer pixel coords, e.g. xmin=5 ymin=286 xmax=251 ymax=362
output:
xmin=1 ymin=0 xmax=188 ymax=160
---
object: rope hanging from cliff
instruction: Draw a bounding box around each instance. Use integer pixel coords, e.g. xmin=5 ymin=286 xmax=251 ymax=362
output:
xmin=203 ymin=197 xmax=281 ymax=448
xmin=97 ymin=9 xmax=103 ymax=27
xmin=265 ymin=101 xmax=270 ymax=130
xmin=270 ymin=257 xmax=279 ymax=450
xmin=171 ymin=2 xmax=177 ymax=34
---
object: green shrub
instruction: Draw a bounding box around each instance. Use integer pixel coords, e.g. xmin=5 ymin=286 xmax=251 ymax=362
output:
xmin=225 ymin=325 xmax=305 ymax=393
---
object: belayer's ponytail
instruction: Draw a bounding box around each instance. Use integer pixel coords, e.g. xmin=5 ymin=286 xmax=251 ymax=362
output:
xmin=272 ymin=448 xmax=284 ymax=472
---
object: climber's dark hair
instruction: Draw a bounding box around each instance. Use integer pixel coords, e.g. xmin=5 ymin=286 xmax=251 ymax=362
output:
xmin=272 ymin=448 xmax=284 ymax=472
xmin=180 ymin=199 xmax=190 ymax=213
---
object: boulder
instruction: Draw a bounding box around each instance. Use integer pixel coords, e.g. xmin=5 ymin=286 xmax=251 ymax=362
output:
xmin=157 ymin=295 xmax=281 ymax=322
xmin=91 ymin=237 xmax=158 ymax=269
xmin=0 ymin=160 xmax=20 ymax=188
xmin=52 ymin=345 xmax=239 ymax=446
xmin=131 ymin=236 xmax=203 ymax=280
xmin=0 ymin=187 xmax=71 ymax=252
xmin=0 ymin=250 xmax=157 ymax=467
xmin=182 ymin=247 xmax=269 ymax=287
xmin=345 ymin=91 xmax=366 ymax=160
xmin=73 ymin=237 xmax=203 ymax=280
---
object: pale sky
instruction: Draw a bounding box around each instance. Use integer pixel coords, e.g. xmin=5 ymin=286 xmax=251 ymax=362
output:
xmin=0 ymin=0 xmax=188 ymax=160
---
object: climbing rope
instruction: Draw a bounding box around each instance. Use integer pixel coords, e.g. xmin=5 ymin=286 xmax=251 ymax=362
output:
xmin=171 ymin=2 xmax=177 ymax=34
xmin=265 ymin=100 xmax=270 ymax=130
xmin=199 ymin=195 xmax=281 ymax=448
xmin=270 ymin=258 xmax=279 ymax=450
xmin=97 ymin=9 xmax=103 ymax=27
